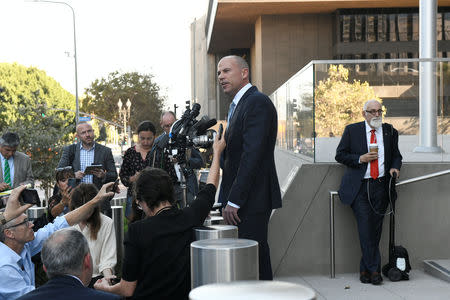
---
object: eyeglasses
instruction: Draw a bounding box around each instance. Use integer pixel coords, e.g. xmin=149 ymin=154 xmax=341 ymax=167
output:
xmin=365 ymin=109 xmax=383 ymax=115
xmin=5 ymin=218 xmax=32 ymax=229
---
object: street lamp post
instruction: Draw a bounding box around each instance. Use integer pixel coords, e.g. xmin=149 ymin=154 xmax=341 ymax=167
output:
xmin=30 ymin=0 xmax=79 ymax=123
xmin=117 ymin=98 xmax=132 ymax=147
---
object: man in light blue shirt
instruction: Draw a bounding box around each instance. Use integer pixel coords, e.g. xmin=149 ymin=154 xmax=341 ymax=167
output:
xmin=0 ymin=183 xmax=115 ymax=299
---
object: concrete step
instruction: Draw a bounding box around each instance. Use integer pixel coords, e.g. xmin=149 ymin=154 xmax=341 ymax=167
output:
xmin=423 ymin=259 xmax=450 ymax=283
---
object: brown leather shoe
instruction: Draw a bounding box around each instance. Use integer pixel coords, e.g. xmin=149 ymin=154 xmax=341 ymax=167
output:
xmin=360 ymin=271 xmax=371 ymax=284
xmin=371 ymin=272 xmax=383 ymax=285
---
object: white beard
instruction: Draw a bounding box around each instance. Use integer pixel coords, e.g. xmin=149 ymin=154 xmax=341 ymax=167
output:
xmin=370 ymin=117 xmax=382 ymax=128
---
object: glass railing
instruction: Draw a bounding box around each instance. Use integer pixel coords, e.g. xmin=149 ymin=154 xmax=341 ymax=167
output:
xmin=270 ymin=58 xmax=450 ymax=162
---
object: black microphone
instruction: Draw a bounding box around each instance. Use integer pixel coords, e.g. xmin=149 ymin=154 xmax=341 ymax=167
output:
xmin=196 ymin=118 xmax=217 ymax=135
xmin=190 ymin=103 xmax=201 ymax=119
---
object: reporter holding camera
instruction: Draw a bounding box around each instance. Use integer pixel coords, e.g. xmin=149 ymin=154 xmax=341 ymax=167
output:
xmin=94 ymin=132 xmax=226 ymax=299
xmin=0 ymin=182 xmax=115 ymax=299
xmin=48 ymin=167 xmax=76 ymax=222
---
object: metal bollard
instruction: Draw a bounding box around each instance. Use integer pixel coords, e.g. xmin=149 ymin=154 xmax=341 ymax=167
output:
xmin=191 ymin=238 xmax=259 ymax=288
xmin=194 ymin=225 xmax=238 ymax=241
xmin=111 ymin=197 xmax=126 ymax=207
xmin=189 ymin=281 xmax=316 ymax=300
xmin=111 ymin=205 xmax=124 ymax=274
xmin=27 ymin=206 xmax=46 ymax=220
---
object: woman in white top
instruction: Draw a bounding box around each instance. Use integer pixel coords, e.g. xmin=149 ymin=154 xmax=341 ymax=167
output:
xmin=70 ymin=183 xmax=117 ymax=287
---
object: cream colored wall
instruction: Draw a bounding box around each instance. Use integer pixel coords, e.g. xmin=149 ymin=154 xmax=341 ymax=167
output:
xmin=252 ymin=16 xmax=263 ymax=91
xmin=257 ymin=14 xmax=334 ymax=95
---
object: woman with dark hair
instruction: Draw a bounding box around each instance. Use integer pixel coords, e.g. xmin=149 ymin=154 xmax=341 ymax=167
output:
xmin=119 ymin=120 xmax=156 ymax=222
xmin=70 ymin=183 xmax=117 ymax=287
xmin=47 ymin=167 xmax=75 ymax=223
xmin=95 ymin=133 xmax=226 ymax=299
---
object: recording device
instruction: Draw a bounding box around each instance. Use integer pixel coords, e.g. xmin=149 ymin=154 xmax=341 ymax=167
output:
xmin=158 ymin=103 xmax=218 ymax=207
xmin=68 ymin=178 xmax=81 ymax=189
xmin=218 ymin=123 xmax=224 ymax=140
xmin=84 ymin=164 xmax=103 ymax=175
xmin=107 ymin=179 xmax=120 ymax=193
xmin=168 ymin=104 xmax=218 ymax=154
xmin=21 ymin=189 xmax=40 ymax=205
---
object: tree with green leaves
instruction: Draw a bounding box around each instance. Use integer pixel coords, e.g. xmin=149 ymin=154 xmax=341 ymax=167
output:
xmin=82 ymin=71 xmax=165 ymax=133
xmin=0 ymin=62 xmax=75 ymax=131
xmin=0 ymin=63 xmax=76 ymax=199
xmin=314 ymin=64 xmax=382 ymax=137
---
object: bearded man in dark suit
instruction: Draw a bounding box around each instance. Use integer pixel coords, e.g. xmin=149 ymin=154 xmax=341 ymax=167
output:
xmin=217 ymin=55 xmax=282 ymax=280
xmin=57 ymin=122 xmax=117 ymax=216
xmin=335 ymin=99 xmax=402 ymax=285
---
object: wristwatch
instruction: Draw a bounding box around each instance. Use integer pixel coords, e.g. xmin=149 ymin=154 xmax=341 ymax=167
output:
xmin=0 ymin=213 xmax=7 ymax=225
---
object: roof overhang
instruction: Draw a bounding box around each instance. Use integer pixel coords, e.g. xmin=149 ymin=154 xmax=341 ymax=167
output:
xmin=206 ymin=0 xmax=450 ymax=53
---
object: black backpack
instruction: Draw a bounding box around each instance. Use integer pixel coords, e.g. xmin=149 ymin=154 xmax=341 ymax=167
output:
xmin=382 ymin=245 xmax=411 ymax=281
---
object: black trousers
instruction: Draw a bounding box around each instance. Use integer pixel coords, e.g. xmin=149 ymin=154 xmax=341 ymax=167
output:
xmin=238 ymin=210 xmax=273 ymax=280
xmin=351 ymin=177 xmax=389 ymax=273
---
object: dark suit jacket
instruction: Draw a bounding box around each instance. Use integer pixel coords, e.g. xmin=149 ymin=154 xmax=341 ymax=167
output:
xmin=17 ymin=275 xmax=119 ymax=300
xmin=335 ymin=121 xmax=402 ymax=205
xmin=218 ymin=86 xmax=282 ymax=215
xmin=57 ymin=142 xmax=117 ymax=189
xmin=0 ymin=151 xmax=34 ymax=188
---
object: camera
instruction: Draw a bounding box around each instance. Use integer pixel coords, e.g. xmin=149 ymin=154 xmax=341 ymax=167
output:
xmin=168 ymin=103 xmax=218 ymax=153
xmin=156 ymin=103 xmax=217 ymax=182
xmin=68 ymin=178 xmax=81 ymax=189
xmin=21 ymin=189 xmax=40 ymax=205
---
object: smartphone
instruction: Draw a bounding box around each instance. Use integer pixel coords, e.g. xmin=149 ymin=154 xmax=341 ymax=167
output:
xmin=107 ymin=179 xmax=119 ymax=193
xmin=68 ymin=178 xmax=81 ymax=189
xmin=21 ymin=189 xmax=40 ymax=205
xmin=218 ymin=123 xmax=224 ymax=140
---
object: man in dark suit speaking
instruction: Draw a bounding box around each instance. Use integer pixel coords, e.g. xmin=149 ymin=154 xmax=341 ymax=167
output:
xmin=335 ymin=99 xmax=402 ymax=285
xmin=17 ymin=228 xmax=119 ymax=300
xmin=217 ymin=55 xmax=282 ymax=280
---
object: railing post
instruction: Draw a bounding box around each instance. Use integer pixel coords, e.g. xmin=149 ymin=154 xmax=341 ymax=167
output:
xmin=329 ymin=191 xmax=337 ymax=278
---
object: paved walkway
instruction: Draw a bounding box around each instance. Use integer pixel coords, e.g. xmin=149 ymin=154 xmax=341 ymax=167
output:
xmin=277 ymin=270 xmax=450 ymax=299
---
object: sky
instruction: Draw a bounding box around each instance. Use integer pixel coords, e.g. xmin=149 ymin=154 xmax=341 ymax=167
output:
xmin=0 ymin=0 xmax=208 ymax=112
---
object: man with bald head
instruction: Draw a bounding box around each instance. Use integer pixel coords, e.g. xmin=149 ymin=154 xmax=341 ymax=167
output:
xmin=336 ymin=99 xmax=402 ymax=285
xmin=17 ymin=228 xmax=119 ymax=300
xmin=217 ymin=55 xmax=281 ymax=280
xmin=57 ymin=122 xmax=117 ymax=217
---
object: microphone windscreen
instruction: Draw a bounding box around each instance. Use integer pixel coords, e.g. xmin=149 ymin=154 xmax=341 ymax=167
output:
xmin=197 ymin=118 xmax=217 ymax=135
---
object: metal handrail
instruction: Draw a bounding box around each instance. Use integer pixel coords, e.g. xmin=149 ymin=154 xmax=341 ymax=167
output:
xmin=396 ymin=169 xmax=450 ymax=186
xmin=329 ymin=169 xmax=450 ymax=278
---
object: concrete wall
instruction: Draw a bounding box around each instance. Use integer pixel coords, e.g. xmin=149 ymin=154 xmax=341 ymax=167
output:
xmin=191 ymin=16 xmax=219 ymax=119
xmin=270 ymin=149 xmax=450 ymax=276
xmin=256 ymin=14 xmax=334 ymax=95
